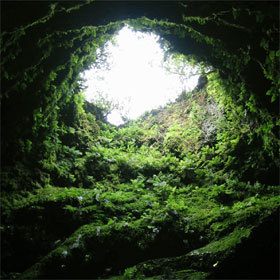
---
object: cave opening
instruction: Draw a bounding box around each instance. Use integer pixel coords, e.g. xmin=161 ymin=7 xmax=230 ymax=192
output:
xmin=81 ymin=24 xmax=201 ymax=126
xmin=1 ymin=1 xmax=279 ymax=279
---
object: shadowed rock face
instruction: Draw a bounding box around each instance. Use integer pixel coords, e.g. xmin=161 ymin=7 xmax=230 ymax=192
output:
xmin=209 ymin=210 xmax=279 ymax=279
xmin=1 ymin=2 xmax=279 ymax=279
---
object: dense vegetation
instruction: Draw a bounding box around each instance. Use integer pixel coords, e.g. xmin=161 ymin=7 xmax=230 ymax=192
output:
xmin=1 ymin=1 xmax=279 ymax=279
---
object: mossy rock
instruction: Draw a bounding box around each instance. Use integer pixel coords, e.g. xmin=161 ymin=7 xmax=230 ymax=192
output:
xmin=18 ymin=196 xmax=279 ymax=279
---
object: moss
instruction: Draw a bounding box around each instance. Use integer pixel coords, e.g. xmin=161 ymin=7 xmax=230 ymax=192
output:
xmin=123 ymin=266 xmax=209 ymax=280
xmin=108 ymin=200 xmax=278 ymax=279
xmin=2 ymin=2 xmax=279 ymax=279
xmin=172 ymin=269 xmax=210 ymax=280
xmin=196 ymin=227 xmax=252 ymax=257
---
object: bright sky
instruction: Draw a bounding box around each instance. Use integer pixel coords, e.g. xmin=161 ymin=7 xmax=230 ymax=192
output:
xmin=82 ymin=26 xmax=199 ymax=125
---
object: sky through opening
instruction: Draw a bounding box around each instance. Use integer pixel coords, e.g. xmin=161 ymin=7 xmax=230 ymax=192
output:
xmin=82 ymin=26 xmax=200 ymax=125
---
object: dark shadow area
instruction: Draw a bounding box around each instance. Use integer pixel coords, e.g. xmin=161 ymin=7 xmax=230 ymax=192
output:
xmin=210 ymin=208 xmax=280 ymax=279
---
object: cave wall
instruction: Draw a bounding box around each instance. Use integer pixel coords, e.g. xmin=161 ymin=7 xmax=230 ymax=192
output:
xmin=1 ymin=1 xmax=279 ymax=184
xmin=1 ymin=2 xmax=279 ymax=278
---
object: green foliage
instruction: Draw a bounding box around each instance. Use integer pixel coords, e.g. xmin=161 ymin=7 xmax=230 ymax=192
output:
xmin=1 ymin=2 xmax=279 ymax=279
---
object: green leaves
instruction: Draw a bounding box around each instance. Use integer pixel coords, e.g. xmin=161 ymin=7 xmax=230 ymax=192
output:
xmin=72 ymin=54 xmax=79 ymax=64
xmin=49 ymin=71 xmax=57 ymax=81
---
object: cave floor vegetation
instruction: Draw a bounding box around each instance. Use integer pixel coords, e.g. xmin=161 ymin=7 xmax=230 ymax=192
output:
xmin=1 ymin=1 xmax=279 ymax=279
